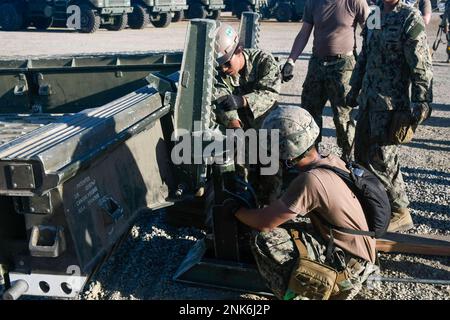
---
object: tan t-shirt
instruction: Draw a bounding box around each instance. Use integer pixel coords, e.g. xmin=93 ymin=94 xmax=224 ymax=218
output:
xmin=303 ymin=0 xmax=369 ymax=58
xmin=279 ymin=154 xmax=376 ymax=263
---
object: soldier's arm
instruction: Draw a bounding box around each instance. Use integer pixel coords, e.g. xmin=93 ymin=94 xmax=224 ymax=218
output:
xmin=235 ymin=200 xmax=297 ymax=232
xmin=242 ymin=53 xmax=281 ymax=119
xmin=288 ymin=0 xmax=314 ymax=61
xmin=421 ymin=0 xmax=432 ymax=25
xmin=349 ymin=27 xmax=368 ymax=93
xmin=403 ymin=12 xmax=433 ymax=104
xmin=213 ymin=77 xmax=241 ymax=128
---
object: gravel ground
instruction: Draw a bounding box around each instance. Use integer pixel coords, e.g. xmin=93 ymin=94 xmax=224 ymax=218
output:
xmin=2 ymin=13 xmax=448 ymax=300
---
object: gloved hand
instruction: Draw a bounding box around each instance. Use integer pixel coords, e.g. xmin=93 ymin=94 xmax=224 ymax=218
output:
xmin=223 ymin=183 xmax=258 ymax=210
xmin=216 ymin=94 xmax=246 ymax=112
xmin=281 ymin=58 xmax=295 ymax=82
xmin=346 ymin=88 xmax=360 ymax=108
xmin=411 ymin=102 xmax=432 ymax=125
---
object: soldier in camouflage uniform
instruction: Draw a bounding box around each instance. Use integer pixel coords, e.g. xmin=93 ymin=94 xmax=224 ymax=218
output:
xmin=234 ymin=106 xmax=379 ymax=300
xmin=213 ymin=23 xmax=282 ymax=204
xmin=347 ymin=0 xmax=433 ymax=232
xmin=281 ymin=0 xmax=370 ymax=161
xmin=213 ymin=23 xmax=281 ymax=131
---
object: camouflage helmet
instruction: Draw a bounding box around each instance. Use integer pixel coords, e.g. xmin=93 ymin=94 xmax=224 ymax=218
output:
xmin=262 ymin=105 xmax=320 ymax=160
xmin=215 ymin=22 xmax=239 ymax=66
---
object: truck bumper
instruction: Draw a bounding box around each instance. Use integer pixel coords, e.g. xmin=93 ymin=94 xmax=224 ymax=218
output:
xmin=208 ymin=5 xmax=225 ymax=10
xmin=100 ymin=7 xmax=133 ymax=15
xmin=172 ymin=5 xmax=188 ymax=11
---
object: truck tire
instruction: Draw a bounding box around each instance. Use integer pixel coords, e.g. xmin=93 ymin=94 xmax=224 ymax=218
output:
xmin=275 ymin=3 xmax=292 ymax=23
xmin=80 ymin=6 xmax=101 ymax=33
xmin=105 ymin=13 xmax=128 ymax=31
xmin=208 ymin=9 xmax=221 ymax=20
xmin=172 ymin=10 xmax=184 ymax=23
xmin=21 ymin=17 xmax=30 ymax=30
xmin=187 ymin=3 xmax=207 ymax=19
xmin=150 ymin=12 xmax=171 ymax=28
xmin=0 ymin=3 xmax=24 ymax=31
xmin=291 ymin=12 xmax=302 ymax=22
xmin=33 ymin=17 xmax=53 ymax=30
xmin=128 ymin=4 xmax=150 ymax=29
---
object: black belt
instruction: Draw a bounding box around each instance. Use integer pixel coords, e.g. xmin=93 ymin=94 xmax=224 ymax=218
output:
xmin=315 ymin=52 xmax=353 ymax=62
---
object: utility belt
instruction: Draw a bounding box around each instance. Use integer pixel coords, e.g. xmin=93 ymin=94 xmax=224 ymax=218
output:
xmin=283 ymin=228 xmax=363 ymax=300
xmin=314 ymin=51 xmax=354 ymax=66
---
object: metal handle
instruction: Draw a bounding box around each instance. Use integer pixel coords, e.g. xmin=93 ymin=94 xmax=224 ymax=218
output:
xmin=3 ymin=280 xmax=29 ymax=300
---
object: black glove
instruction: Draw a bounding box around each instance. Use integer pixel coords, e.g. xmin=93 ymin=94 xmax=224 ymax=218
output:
xmin=412 ymin=102 xmax=432 ymax=125
xmin=281 ymin=59 xmax=295 ymax=82
xmin=216 ymin=94 xmax=245 ymax=112
xmin=346 ymin=88 xmax=359 ymax=108
xmin=223 ymin=185 xmax=258 ymax=210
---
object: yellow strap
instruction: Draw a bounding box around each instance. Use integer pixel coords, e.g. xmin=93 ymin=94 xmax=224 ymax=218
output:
xmin=290 ymin=229 xmax=309 ymax=258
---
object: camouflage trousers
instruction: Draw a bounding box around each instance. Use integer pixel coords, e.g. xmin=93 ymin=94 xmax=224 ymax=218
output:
xmin=354 ymin=111 xmax=410 ymax=211
xmin=251 ymin=225 xmax=379 ymax=300
xmin=301 ymin=54 xmax=356 ymax=160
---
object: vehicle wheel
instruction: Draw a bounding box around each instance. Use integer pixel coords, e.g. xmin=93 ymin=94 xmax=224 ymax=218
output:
xmin=275 ymin=3 xmax=292 ymax=23
xmin=172 ymin=10 xmax=184 ymax=23
xmin=186 ymin=3 xmax=207 ymax=19
xmin=291 ymin=12 xmax=302 ymax=22
xmin=128 ymin=4 xmax=150 ymax=29
xmin=21 ymin=17 xmax=30 ymax=30
xmin=79 ymin=6 xmax=101 ymax=33
xmin=0 ymin=3 xmax=24 ymax=31
xmin=150 ymin=12 xmax=171 ymax=28
xmin=105 ymin=13 xmax=128 ymax=31
xmin=235 ymin=3 xmax=252 ymax=19
xmin=33 ymin=17 xmax=53 ymax=30
xmin=208 ymin=9 xmax=221 ymax=20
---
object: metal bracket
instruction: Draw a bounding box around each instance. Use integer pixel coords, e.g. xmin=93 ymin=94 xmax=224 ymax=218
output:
xmin=37 ymin=73 xmax=52 ymax=96
xmin=28 ymin=225 xmax=66 ymax=258
xmin=98 ymin=196 xmax=124 ymax=236
xmin=7 ymin=271 xmax=87 ymax=299
xmin=13 ymin=193 xmax=52 ymax=215
xmin=7 ymin=164 xmax=36 ymax=190
xmin=13 ymin=73 xmax=28 ymax=96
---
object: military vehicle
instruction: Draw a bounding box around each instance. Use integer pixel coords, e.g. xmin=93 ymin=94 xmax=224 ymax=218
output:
xmin=260 ymin=0 xmax=305 ymax=22
xmin=224 ymin=0 xmax=262 ymax=18
xmin=0 ymin=0 xmax=133 ymax=33
xmin=0 ymin=14 xmax=272 ymax=299
xmin=128 ymin=0 xmax=188 ymax=29
xmin=185 ymin=0 xmax=225 ymax=20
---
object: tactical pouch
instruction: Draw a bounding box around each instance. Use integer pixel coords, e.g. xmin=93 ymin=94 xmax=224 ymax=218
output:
xmin=286 ymin=230 xmax=339 ymax=300
xmin=388 ymin=111 xmax=416 ymax=145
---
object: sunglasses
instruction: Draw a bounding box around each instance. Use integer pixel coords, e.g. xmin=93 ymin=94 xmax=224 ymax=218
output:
xmin=222 ymin=59 xmax=232 ymax=68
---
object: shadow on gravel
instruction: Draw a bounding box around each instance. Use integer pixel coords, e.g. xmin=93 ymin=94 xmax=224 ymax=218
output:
xmin=379 ymin=257 xmax=450 ymax=280
xmin=279 ymin=93 xmax=302 ymax=97
xmin=21 ymin=28 xmax=79 ymax=34
xmin=421 ymin=115 xmax=450 ymax=128
xmin=88 ymin=212 xmax=244 ymax=300
xmin=406 ymin=141 xmax=450 ymax=152
xmin=430 ymin=103 xmax=449 ymax=112
xmin=405 ymin=175 xmax=450 ymax=186
xmin=402 ymin=167 xmax=450 ymax=179
xmin=410 ymin=201 xmax=450 ymax=215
